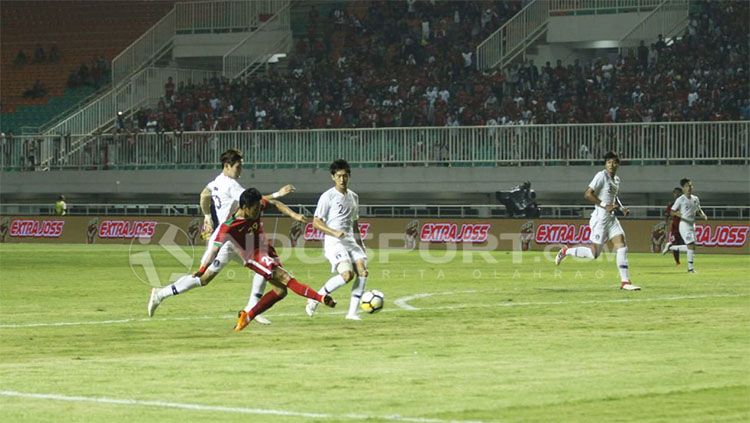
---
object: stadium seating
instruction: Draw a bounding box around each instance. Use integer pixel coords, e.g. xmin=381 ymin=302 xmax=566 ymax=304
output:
xmin=128 ymin=0 xmax=746 ymax=136
xmin=0 ymin=1 xmax=174 ymax=123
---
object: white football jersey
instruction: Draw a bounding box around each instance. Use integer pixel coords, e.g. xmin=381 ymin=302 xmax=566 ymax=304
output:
xmin=314 ymin=187 xmax=359 ymax=234
xmin=671 ymin=194 xmax=701 ymax=223
xmin=206 ymin=173 xmax=245 ymax=224
xmin=589 ymin=170 xmax=620 ymax=208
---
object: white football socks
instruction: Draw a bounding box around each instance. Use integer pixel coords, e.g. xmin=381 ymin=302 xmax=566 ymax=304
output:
xmin=157 ymin=274 xmax=201 ymax=300
xmin=687 ymin=249 xmax=695 ymax=271
xmin=319 ymin=274 xmax=347 ymax=295
xmin=566 ymin=247 xmax=595 ymax=259
xmin=616 ymin=247 xmax=630 ymax=282
xmin=244 ymin=273 xmax=268 ymax=312
xmin=348 ymin=276 xmax=367 ymax=317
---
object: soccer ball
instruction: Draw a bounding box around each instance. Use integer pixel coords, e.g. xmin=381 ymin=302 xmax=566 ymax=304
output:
xmin=360 ymin=290 xmax=384 ymax=314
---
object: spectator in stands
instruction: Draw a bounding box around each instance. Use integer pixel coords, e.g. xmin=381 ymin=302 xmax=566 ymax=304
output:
xmin=33 ymin=44 xmax=46 ymax=63
xmin=23 ymin=80 xmax=47 ymax=99
xmin=48 ymin=43 xmax=60 ymax=63
xmin=137 ymin=0 xmax=746 ymax=132
xmin=637 ymin=41 xmax=649 ymax=70
xmin=14 ymin=49 xmax=28 ymax=66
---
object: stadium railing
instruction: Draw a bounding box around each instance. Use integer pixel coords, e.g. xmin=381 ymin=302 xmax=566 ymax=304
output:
xmin=222 ymin=2 xmax=292 ymax=79
xmin=476 ymin=0 xmax=672 ymax=71
xmin=35 ymin=67 xmax=217 ymax=169
xmin=3 ymin=121 xmax=747 ymax=171
xmin=476 ymin=0 xmax=549 ymax=71
xmin=619 ymin=0 xmax=689 ymax=54
xmin=176 ymin=0 xmax=288 ymax=34
xmin=1 ymin=203 xmax=747 ymax=220
xmin=548 ymin=0 xmax=663 ymax=16
xmin=111 ymin=7 xmax=176 ymax=86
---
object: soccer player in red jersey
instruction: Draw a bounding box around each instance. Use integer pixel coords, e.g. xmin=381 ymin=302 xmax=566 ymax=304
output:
xmin=153 ymin=187 xmax=336 ymax=331
xmin=662 ymin=187 xmax=684 ymax=265
xmin=206 ymin=188 xmax=336 ymax=331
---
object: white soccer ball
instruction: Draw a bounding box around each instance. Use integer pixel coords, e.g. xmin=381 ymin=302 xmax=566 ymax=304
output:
xmin=360 ymin=289 xmax=384 ymax=314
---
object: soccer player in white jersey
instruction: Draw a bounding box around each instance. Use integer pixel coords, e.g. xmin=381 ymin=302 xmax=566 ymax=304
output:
xmin=147 ymin=149 xmax=294 ymax=319
xmin=663 ymin=178 xmax=707 ymax=273
xmin=554 ymin=151 xmax=641 ymax=291
xmin=305 ymin=159 xmax=369 ymax=320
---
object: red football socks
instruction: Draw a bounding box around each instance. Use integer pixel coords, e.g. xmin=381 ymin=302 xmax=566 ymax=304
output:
xmin=248 ymin=290 xmax=283 ymax=320
xmin=286 ymin=278 xmax=324 ymax=302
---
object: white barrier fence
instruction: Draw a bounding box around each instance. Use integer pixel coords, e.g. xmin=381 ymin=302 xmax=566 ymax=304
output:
xmin=222 ymin=2 xmax=292 ymax=79
xmin=2 ymin=203 xmax=748 ymax=220
xmin=548 ymin=0 xmax=663 ymax=15
xmin=476 ymin=0 xmax=549 ymax=71
xmin=619 ymin=0 xmax=689 ymax=52
xmin=111 ymin=8 xmax=176 ymax=86
xmin=176 ymin=0 xmax=287 ymax=34
xmin=3 ymin=122 xmax=748 ymax=171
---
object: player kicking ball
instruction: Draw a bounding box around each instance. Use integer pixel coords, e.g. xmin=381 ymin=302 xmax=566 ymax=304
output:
xmin=662 ymin=178 xmax=707 ymax=273
xmin=151 ymin=188 xmax=336 ymax=331
xmin=555 ymin=151 xmax=641 ymax=291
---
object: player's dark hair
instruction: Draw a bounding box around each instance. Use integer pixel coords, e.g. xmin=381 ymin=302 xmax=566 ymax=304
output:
xmin=603 ymin=151 xmax=620 ymax=163
xmin=330 ymin=159 xmax=351 ymax=175
xmin=220 ymin=149 xmax=243 ymax=167
xmin=239 ymin=188 xmax=263 ymax=209
xmin=680 ymin=178 xmax=691 ymax=187
xmin=673 ymin=187 xmax=683 ymax=193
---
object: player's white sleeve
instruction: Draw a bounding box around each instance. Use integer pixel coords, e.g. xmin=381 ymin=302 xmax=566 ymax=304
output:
xmin=314 ymin=192 xmax=330 ymax=221
xmin=588 ymin=172 xmax=604 ymax=192
xmin=671 ymin=196 xmax=683 ymax=212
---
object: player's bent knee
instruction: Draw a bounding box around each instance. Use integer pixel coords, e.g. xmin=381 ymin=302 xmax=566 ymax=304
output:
xmin=272 ymin=268 xmax=290 ymax=284
xmin=200 ymin=272 xmax=217 ymax=286
xmin=357 ymin=269 xmax=369 ymax=278
xmin=340 ymin=271 xmax=355 ymax=283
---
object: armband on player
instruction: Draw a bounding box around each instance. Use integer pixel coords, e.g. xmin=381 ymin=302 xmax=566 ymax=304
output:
xmin=271 ymin=191 xmax=282 ymax=199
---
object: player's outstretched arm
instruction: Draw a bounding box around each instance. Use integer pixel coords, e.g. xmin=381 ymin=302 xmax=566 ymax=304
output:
xmin=199 ymin=187 xmax=213 ymax=237
xmin=262 ymin=184 xmax=296 ymax=201
xmin=268 ymin=199 xmax=307 ymax=223
xmin=313 ymin=217 xmax=345 ymax=239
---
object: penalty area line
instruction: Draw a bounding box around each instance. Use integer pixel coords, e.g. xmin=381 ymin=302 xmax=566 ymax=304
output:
xmin=0 ymin=390 xmax=483 ymax=423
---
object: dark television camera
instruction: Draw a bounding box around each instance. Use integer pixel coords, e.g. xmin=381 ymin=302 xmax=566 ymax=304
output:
xmin=496 ymin=181 xmax=540 ymax=218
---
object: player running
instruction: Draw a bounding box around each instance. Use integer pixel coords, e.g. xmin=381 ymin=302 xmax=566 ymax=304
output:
xmin=662 ymin=178 xmax=707 ymax=273
xmin=662 ymin=187 xmax=685 ymax=265
xmin=147 ymin=149 xmax=294 ymax=320
xmin=554 ymin=151 xmax=641 ymax=291
xmin=304 ymin=159 xmax=369 ymax=320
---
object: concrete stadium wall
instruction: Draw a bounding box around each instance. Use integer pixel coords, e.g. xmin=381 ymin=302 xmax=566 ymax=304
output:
xmin=2 ymin=165 xmax=748 ymax=205
xmin=547 ymin=12 xmax=646 ymax=43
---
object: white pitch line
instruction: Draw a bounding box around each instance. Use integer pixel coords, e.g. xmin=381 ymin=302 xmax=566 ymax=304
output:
xmin=0 ymin=293 xmax=747 ymax=329
xmin=0 ymin=390 xmax=483 ymax=423
xmin=394 ymin=290 xmax=478 ymax=310
xmin=392 ymin=292 xmax=750 ymax=311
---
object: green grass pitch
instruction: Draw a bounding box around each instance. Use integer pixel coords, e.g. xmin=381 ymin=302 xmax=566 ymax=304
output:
xmin=1 ymin=244 xmax=748 ymax=422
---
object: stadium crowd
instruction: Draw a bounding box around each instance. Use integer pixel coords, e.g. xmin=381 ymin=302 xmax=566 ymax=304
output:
xmin=129 ymin=0 xmax=748 ymax=133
